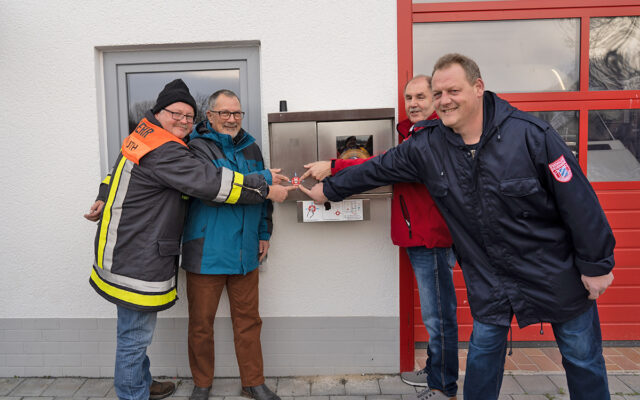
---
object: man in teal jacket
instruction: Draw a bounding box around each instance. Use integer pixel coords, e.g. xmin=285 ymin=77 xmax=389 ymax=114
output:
xmin=181 ymin=89 xmax=286 ymax=400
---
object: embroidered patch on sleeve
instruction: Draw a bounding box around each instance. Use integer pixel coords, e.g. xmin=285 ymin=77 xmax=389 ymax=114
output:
xmin=548 ymin=155 xmax=573 ymax=183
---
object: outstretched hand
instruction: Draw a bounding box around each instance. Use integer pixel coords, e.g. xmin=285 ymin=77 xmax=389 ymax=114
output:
xmin=300 ymin=161 xmax=331 ymax=181
xmin=266 ymin=184 xmax=298 ymax=202
xmin=269 ymin=168 xmax=290 ymax=185
xmin=298 ymin=182 xmax=328 ymax=203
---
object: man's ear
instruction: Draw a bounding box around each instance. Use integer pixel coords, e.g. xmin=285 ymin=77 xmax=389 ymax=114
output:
xmin=474 ymin=78 xmax=485 ymax=97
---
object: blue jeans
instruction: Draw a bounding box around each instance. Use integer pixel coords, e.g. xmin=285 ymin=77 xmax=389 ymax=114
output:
xmin=463 ymin=303 xmax=609 ymax=400
xmin=115 ymin=305 xmax=157 ymax=400
xmin=406 ymin=246 xmax=458 ymax=397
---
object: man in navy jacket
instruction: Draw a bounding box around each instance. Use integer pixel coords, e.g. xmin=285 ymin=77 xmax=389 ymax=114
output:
xmin=300 ymin=53 xmax=615 ymax=400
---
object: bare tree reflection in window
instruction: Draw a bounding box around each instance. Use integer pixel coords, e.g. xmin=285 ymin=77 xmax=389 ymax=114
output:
xmin=589 ymin=17 xmax=640 ymax=90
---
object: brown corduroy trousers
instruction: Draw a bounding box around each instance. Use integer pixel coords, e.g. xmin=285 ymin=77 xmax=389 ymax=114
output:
xmin=186 ymin=269 xmax=264 ymax=388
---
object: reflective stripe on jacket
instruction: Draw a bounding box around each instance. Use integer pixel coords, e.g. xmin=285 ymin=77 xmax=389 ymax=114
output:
xmin=90 ymin=114 xmax=268 ymax=312
xmin=181 ymin=122 xmax=273 ymax=275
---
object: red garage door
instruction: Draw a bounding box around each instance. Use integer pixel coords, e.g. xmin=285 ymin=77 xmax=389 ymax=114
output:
xmin=397 ymin=0 xmax=640 ymax=371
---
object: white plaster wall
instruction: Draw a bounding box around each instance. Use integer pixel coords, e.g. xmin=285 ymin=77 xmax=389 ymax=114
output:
xmin=0 ymin=0 xmax=398 ymax=318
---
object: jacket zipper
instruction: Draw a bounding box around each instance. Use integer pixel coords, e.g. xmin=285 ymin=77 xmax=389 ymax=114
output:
xmin=399 ymin=195 xmax=412 ymax=239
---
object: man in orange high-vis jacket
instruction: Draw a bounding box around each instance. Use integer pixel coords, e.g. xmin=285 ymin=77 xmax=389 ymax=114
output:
xmin=84 ymin=79 xmax=294 ymax=400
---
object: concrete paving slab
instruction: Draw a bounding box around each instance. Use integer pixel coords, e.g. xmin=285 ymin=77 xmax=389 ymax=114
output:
xmin=328 ymin=396 xmax=366 ymax=400
xmin=512 ymin=375 xmax=558 ymax=395
xmin=85 ymin=397 xmax=117 ymax=400
xmin=310 ymin=376 xmax=346 ymax=396
xmin=499 ymin=375 xmax=525 ymax=395
xmin=378 ymin=376 xmax=415 ymax=395
xmin=21 ymin=397 xmax=54 ymax=400
xmin=609 ymin=375 xmax=636 ymax=395
xmin=366 ymin=395 xmax=402 ymax=400
xmin=344 ymin=378 xmax=379 ymax=396
xmin=174 ymin=379 xmax=194 ymax=397
xmin=285 ymin=397 xmax=329 ymax=400
xmin=211 ymin=378 xmax=242 ymax=396
xmin=546 ymin=375 xmax=568 ymax=395
xmin=10 ymin=378 xmax=54 ymax=396
xmin=54 ymin=398 xmax=88 ymax=400
xmin=618 ymin=374 xmax=640 ymax=392
xmin=0 ymin=379 xmax=22 ymax=396
xmin=75 ymin=378 xmax=113 ymax=397
xmin=277 ymin=378 xmax=311 ymax=397
xmin=41 ymin=377 xmax=86 ymax=396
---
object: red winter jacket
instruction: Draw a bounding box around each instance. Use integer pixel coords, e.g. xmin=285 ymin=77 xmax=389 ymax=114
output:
xmin=332 ymin=113 xmax=452 ymax=248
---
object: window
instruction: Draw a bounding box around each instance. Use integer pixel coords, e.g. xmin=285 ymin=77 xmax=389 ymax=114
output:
xmin=413 ymin=19 xmax=580 ymax=93
xmin=589 ymin=16 xmax=640 ymax=91
xmin=407 ymin=2 xmax=640 ymax=184
xmin=100 ymin=44 xmax=261 ymax=173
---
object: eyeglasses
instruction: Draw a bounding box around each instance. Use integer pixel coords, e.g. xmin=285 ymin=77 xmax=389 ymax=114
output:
xmin=163 ymin=108 xmax=195 ymax=124
xmin=209 ymin=110 xmax=245 ymax=120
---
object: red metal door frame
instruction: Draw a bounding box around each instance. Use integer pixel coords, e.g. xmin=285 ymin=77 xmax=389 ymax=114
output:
xmin=397 ymin=0 xmax=640 ymax=371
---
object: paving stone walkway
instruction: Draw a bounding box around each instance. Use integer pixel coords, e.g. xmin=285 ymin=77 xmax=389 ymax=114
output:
xmin=1 ymin=373 xmax=639 ymax=400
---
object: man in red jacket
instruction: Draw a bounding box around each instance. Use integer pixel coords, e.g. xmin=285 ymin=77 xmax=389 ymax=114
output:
xmin=301 ymin=75 xmax=458 ymax=400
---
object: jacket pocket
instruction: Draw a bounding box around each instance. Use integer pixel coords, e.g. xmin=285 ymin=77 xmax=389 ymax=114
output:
xmin=499 ymin=177 xmax=540 ymax=197
xmin=157 ymin=239 xmax=180 ymax=256
xmin=428 ymin=180 xmax=449 ymax=198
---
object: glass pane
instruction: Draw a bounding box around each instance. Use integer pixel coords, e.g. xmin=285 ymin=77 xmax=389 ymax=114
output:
xmin=413 ymin=19 xmax=579 ymax=93
xmin=126 ymin=70 xmax=240 ymax=132
xmin=589 ymin=16 xmax=640 ymax=90
xmin=528 ymin=111 xmax=579 ymax=158
xmin=588 ymin=109 xmax=640 ymax=182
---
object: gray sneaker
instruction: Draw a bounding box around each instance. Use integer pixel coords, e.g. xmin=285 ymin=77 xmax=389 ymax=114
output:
xmin=400 ymin=368 xmax=429 ymax=387
xmin=406 ymin=388 xmax=453 ymax=400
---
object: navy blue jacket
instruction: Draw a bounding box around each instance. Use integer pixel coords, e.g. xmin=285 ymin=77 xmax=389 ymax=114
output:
xmin=324 ymin=91 xmax=615 ymax=327
xmin=181 ymin=122 xmax=273 ymax=275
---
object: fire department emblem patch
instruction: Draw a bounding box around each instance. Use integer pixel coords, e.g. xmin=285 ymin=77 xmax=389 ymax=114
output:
xmin=548 ymin=155 xmax=573 ymax=183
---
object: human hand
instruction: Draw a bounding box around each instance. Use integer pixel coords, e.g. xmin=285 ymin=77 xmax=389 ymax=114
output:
xmin=581 ymin=272 xmax=614 ymax=300
xmin=298 ymin=182 xmax=328 ymax=203
xmin=259 ymin=240 xmax=270 ymax=262
xmin=301 ymin=161 xmax=332 ymax=181
xmin=84 ymin=200 xmax=105 ymax=221
xmin=269 ymin=168 xmax=290 ymax=185
xmin=266 ymin=184 xmax=297 ymax=202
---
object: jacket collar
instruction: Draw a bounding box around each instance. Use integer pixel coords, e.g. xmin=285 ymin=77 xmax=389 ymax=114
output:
xmin=189 ymin=120 xmax=254 ymax=150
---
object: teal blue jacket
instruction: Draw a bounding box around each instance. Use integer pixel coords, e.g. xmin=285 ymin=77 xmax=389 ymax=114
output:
xmin=181 ymin=121 xmax=273 ymax=275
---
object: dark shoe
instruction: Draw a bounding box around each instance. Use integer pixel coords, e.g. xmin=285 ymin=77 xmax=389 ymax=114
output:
xmin=400 ymin=368 xmax=429 ymax=387
xmin=149 ymin=380 xmax=176 ymax=400
xmin=189 ymin=385 xmax=211 ymax=400
xmin=242 ymin=384 xmax=280 ymax=400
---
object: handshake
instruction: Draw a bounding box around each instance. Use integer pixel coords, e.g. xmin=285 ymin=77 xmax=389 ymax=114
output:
xmin=268 ymin=161 xmax=331 ymax=203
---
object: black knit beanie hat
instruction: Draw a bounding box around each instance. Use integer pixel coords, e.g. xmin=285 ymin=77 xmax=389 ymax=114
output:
xmin=151 ymin=79 xmax=198 ymax=119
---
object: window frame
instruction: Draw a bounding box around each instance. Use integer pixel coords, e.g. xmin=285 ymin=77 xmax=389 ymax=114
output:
xmin=98 ymin=43 xmax=261 ymax=174
xmin=398 ymin=0 xmax=640 ymax=189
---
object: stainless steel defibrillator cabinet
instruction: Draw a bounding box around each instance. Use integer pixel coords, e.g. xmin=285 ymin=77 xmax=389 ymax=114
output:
xmin=268 ymin=108 xmax=395 ymax=222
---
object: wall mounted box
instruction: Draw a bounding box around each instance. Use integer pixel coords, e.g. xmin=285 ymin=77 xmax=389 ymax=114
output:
xmin=268 ymin=108 xmax=396 ymax=203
